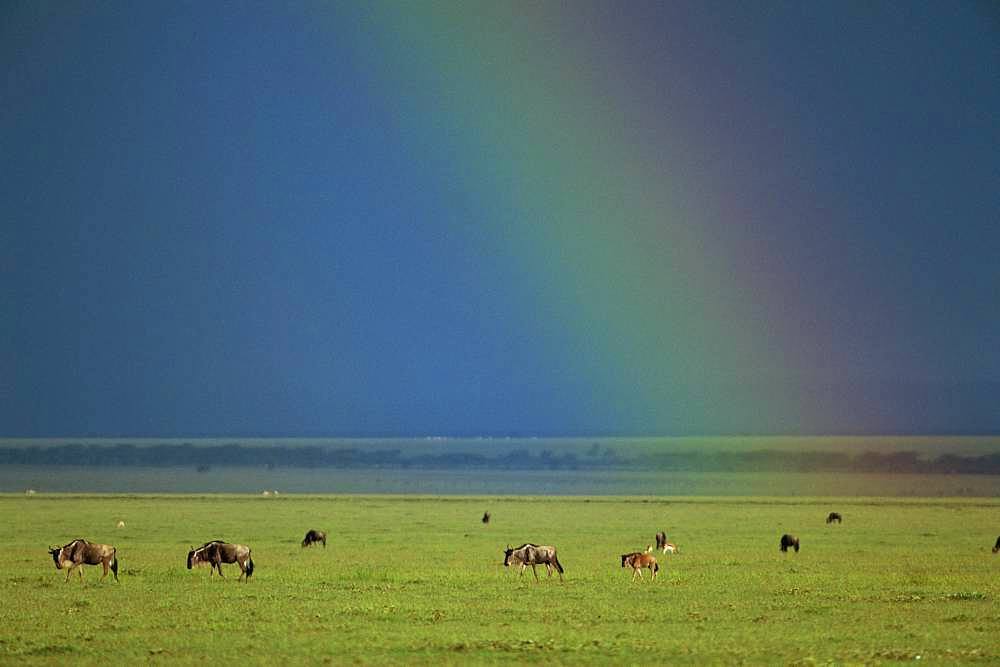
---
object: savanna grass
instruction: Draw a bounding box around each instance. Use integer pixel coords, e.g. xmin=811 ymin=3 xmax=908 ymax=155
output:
xmin=1 ymin=494 xmax=998 ymax=664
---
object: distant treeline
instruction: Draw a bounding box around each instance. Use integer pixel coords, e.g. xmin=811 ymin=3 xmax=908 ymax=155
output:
xmin=2 ymin=443 xmax=1000 ymax=474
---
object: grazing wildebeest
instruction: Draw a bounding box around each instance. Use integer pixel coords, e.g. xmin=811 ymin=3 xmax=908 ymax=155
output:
xmin=301 ymin=529 xmax=327 ymax=548
xmin=187 ymin=541 xmax=254 ymax=581
xmin=503 ymin=543 xmax=564 ymax=581
xmin=48 ymin=538 xmax=119 ymax=582
xmin=780 ymin=534 xmax=800 ymax=552
xmin=482 ymin=511 xmax=491 ymax=524
xmin=622 ymin=551 xmax=659 ymax=581
xmin=993 ymin=536 xmax=1000 ymax=554
xmin=186 ymin=540 xmax=224 ymax=570
xmin=826 ymin=512 xmax=842 ymax=524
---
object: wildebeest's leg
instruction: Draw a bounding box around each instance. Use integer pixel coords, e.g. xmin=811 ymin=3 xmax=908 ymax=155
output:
xmin=530 ymin=564 xmax=539 ymax=581
xmin=214 ymin=559 xmax=224 ymax=578
xmin=101 ymin=560 xmax=108 ymax=581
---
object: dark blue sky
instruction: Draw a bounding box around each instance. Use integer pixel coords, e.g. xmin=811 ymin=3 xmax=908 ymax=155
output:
xmin=2 ymin=1 xmax=998 ymax=436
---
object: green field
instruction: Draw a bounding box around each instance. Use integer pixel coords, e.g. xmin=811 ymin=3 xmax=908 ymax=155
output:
xmin=1 ymin=494 xmax=998 ymax=664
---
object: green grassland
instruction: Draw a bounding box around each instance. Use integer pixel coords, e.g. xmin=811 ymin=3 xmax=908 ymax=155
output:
xmin=1 ymin=494 xmax=998 ymax=664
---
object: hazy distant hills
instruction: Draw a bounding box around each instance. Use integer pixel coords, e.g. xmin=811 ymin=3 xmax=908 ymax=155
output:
xmin=3 ymin=440 xmax=999 ymax=475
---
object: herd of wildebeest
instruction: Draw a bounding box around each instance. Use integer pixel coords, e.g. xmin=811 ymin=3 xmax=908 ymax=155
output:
xmin=46 ymin=510 xmax=1000 ymax=584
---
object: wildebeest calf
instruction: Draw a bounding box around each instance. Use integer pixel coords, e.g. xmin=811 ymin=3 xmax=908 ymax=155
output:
xmin=482 ymin=511 xmax=491 ymax=524
xmin=302 ymin=529 xmax=327 ymax=548
xmin=780 ymin=534 xmax=800 ymax=553
xmin=49 ymin=538 xmax=119 ymax=582
xmin=826 ymin=512 xmax=842 ymax=524
xmin=621 ymin=551 xmax=659 ymax=582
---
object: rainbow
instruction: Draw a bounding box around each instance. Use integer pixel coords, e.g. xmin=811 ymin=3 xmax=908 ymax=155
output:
xmin=319 ymin=3 xmax=819 ymax=433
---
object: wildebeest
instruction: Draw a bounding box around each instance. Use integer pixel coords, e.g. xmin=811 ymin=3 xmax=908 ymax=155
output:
xmin=826 ymin=512 xmax=842 ymax=524
xmin=780 ymin=534 xmax=800 ymax=553
xmin=186 ymin=540 xmax=224 ymax=570
xmin=482 ymin=511 xmax=491 ymax=524
xmin=503 ymin=543 xmax=564 ymax=581
xmin=187 ymin=541 xmax=254 ymax=580
xmin=621 ymin=551 xmax=659 ymax=582
xmin=301 ymin=529 xmax=327 ymax=548
xmin=656 ymin=540 xmax=679 ymax=554
xmin=654 ymin=531 xmax=677 ymax=554
xmin=48 ymin=538 xmax=119 ymax=582
xmin=993 ymin=536 xmax=1000 ymax=554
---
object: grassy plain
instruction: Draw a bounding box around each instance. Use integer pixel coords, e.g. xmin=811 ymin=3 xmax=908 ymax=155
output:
xmin=1 ymin=494 xmax=998 ymax=664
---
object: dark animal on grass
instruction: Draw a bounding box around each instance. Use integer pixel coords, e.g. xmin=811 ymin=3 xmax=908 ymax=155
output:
xmin=646 ymin=533 xmax=680 ymax=554
xmin=482 ymin=511 xmax=491 ymax=524
xmin=187 ymin=540 xmax=254 ymax=581
xmin=621 ymin=551 xmax=659 ymax=582
xmin=48 ymin=538 xmax=118 ymax=582
xmin=780 ymin=534 xmax=800 ymax=553
xmin=503 ymin=543 xmax=564 ymax=581
xmin=301 ymin=529 xmax=327 ymax=548
xmin=993 ymin=536 xmax=1000 ymax=554
xmin=185 ymin=540 xmax=224 ymax=573
xmin=655 ymin=531 xmax=678 ymax=554
xmin=826 ymin=512 xmax=842 ymax=524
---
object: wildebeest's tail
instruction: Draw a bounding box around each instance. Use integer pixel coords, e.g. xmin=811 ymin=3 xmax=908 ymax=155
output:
xmin=553 ymin=556 xmax=564 ymax=574
xmin=245 ymin=554 xmax=254 ymax=579
xmin=111 ymin=549 xmax=119 ymax=582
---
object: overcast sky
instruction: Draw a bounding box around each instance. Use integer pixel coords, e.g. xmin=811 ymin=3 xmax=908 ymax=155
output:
xmin=3 ymin=1 xmax=998 ymax=437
